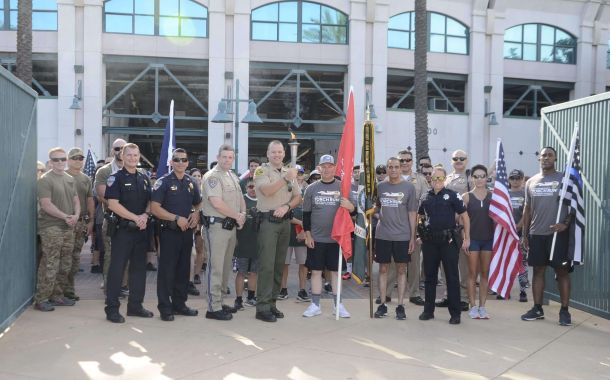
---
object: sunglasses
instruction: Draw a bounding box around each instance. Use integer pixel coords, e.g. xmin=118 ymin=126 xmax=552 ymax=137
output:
xmin=509 ymin=176 xmax=523 ymax=180
xmin=399 ymin=158 xmax=412 ymax=163
xmin=423 ymin=172 xmax=432 ymax=176
xmin=376 ymin=171 xmax=386 ymax=175
xmin=472 ymin=174 xmax=487 ymax=179
xmin=113 ymin=147 xmax=123 ymax=152
xmin=51 ymin=157 xmax=67 ymax=162
xmin=70 ymin=156 xmax=85 ymax=161
xmin=452 ymin=157 xmax=467 ymax=162
xmin=172 ymin=157 xmax=189 ymax=163
xmin=431 ymin=176 xmax=446 ymax=181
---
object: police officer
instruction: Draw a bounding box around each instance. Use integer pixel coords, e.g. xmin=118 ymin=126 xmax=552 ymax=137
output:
xmin=104 ymin=143 xmax=153 ymax=323
xmin=418 ymin=166 xmax=470 ymax=325
xmin=254 ymin=140 xmax=302 ymax=322
xmin=201 ymin=144 xmax=246 ymax=321
xmin=151 ymin=148 xmax=202 ymax=321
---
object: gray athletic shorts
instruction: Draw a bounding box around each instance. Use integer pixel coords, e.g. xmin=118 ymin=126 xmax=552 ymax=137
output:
xmin=285 ymin=246 xmax=307 ymax=265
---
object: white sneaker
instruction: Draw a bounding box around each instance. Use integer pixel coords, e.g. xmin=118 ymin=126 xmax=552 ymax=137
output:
xmin=478 ymin=306 xmax=490 ymax=319
xmin=469 ymin=306 xmax=480 ymax=319
xmin=333 ymin=303 xmax=351 ymax=318
xmin=303 ymin=303 xmax=322 ymax=317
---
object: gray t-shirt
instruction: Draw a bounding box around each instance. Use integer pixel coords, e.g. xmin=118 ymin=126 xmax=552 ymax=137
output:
xmin=376 ymin=180 xmax=418 ymax=241
xmin=509 ymin=189 xmax=525 ymax=225
xmin=303 ymin=179 xmax=353 ymax=243
xmin=524 ymin=171 xmax=567 ymax=235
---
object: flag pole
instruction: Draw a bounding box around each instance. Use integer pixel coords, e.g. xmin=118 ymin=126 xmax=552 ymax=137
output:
xmin=549 ymin=123 xmax=579 ymax=260
xmin=336 ymin=248 xmax=343 ymax=321
xmin=367 ymin=212 xmax=374 ymax=318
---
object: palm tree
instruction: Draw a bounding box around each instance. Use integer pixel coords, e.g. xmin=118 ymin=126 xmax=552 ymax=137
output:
xmin=16 ymin=0 xmax=32 ymax=86
xmin=414 ymin=0 xmax=428 ymax=162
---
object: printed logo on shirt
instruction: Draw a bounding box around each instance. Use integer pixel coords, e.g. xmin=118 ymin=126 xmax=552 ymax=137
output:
xmin=379 ymin=192 xmax=405 ymax=207
xmin=314 ymin=190 xmax=341 ymax=206
xmin=531 ymin=181 xmax=560 ymax=197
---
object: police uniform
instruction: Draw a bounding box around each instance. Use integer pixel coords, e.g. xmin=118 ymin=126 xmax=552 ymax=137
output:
xmin=254 ymin=163 xmax=300 ymax=320
xmin=152 ymin=172 xmax=202 ymax=319
xmin=104 ymin=167 xmax=151 ymax=320
xmin=418 ymin=187 xmax=466 ymax=321
xmin=444 ymin=171 xmax=471 ymax=305
xmin=201 ymin=166 xmax=243 ymax=317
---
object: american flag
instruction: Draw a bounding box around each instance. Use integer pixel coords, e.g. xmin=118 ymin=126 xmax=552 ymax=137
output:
xmin=562 ymin=132 xmax=585 ymax=265
xmin=84 ymin=148 xmax=97 ymax=179
xmin=488 ymin=140 xmax=521 ymax=298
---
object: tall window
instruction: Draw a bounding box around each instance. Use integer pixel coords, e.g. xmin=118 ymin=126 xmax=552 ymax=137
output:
xmin=388 ymin=11 xmax=469 ymax=55
xmin=504 ymin=24 xmax=576 ymax=64
xmin=1 ymin=0 xmax=57 ymax=31
xmin=251 ymin=1 xmax=348 ymax=44
xmin=103 ymin=0 xmax=208 ymax=37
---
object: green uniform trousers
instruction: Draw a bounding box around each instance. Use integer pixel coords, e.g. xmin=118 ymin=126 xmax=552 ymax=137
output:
xmin=256 ymin=219 xmax=290 ymax=313
xmin=203 ymin=224 xmax=236 ymax=312
xmin=65 ymin=219 xmax=87 ymax=295
xmin=35 ymin=226 xmax=74 ymax=303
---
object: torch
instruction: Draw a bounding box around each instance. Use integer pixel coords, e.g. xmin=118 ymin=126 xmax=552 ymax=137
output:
xmin=287 ymin=131 xmax=300 ymax=192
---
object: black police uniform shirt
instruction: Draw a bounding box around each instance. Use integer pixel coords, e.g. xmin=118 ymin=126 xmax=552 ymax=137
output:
xmin=105 ymin=167 xmax=151 ymax=215
xmin=418 ymin=188 xmax=466 ymax=231
xmin=151 ymin=172 xmax=202 ymax=218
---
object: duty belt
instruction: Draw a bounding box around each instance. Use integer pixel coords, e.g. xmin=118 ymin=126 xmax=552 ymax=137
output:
xmin=78 ymin=215 xmax=90 ymax=222
xmin=258 ymin=210 xmax=292 ymax=220
xmin=204 ymin=215 xmax=227 ymax=224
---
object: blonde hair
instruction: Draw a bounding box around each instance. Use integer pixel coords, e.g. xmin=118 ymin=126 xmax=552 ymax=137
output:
xmin=48 ymin=147 xmax=65 ymax=157
xmin=122 ymin=143 xmax=139 ymax=154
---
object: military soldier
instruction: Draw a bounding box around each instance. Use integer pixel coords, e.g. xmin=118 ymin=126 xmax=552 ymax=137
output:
xmin=254 ymin=140 xmax=302 ymax=322
xmin=201 ymin=144 xmax=246 ymax=321
xmin=437 ymin=149 xmax=471 ymax=311
xmin=94 ymin=138 xmax=127 ymax=290
xmin=34 ymin=147 xmax=80 ymax=311
xmin=418 ymin=166 xmax=470 ymax=325
xmin=64 ymin=147 xmax=95 ymax=301
xmin=151 ymin=148 xmax=202 ymax=321
xmin=104 ymin=143 xmax=153 ymax=323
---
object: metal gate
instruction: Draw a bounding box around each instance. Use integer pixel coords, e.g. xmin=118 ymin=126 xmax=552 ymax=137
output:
xmin=0 ymin=67 xmax=38 ymax=331
xmin=541 ymin=92 xmax=610 ymax=319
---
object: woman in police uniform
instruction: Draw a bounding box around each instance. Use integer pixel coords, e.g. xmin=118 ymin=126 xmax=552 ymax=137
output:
xmin=417 ymin=166 xmax=470 ymax=325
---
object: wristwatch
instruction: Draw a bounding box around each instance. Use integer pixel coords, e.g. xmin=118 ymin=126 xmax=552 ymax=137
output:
xmin=174 ymin=215 xmax=179 ymax=222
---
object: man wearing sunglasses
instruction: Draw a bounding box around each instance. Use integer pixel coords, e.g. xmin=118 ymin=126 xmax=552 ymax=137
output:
xmin=151 ymin=148 xmax=202 ymax=321
xmin=438 ymin=149 xmax=471 ymax=312
xmin=94 ymin=138 xmax=127 ymax=290
xmin=63 ymin=148 xmax=95 ymax=302
xmin=34 ymin=147 xmax=81 ymax=312
xmin=397 ymin=150 xmax=429 ymax=307
xmin=104 ymin=143 xmax=153 ymax=323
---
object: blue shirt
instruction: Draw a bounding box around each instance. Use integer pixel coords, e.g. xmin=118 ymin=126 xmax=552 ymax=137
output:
xmin=105 ymin=168 xmax=151 ymax=215
xmin=418 ymin=187 xmax=466 ymax=231
xmin=151 ymin=172 xmax=202 ymax=218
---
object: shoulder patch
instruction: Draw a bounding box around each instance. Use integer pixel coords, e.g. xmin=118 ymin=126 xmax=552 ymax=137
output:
xmin=208 ymin=177 xmax=219 ymax=188
xmin=456 ymin=192 xmax=463 ymax=200
xmin=107 ymin=175 xmax=115 ymax=187
xmin=254 ymin=167 xmax=265 ymax=177
xmin=153 ymin=178 xmax=163 ymax=191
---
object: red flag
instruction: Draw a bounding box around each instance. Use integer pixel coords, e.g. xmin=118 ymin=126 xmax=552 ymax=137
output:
xmin=331 ymin=88 xmax=355 ymax=260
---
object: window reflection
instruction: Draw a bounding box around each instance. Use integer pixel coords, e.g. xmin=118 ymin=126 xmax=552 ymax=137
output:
xmin=1 ymin=0 xmax=57 ymax=31
xmin=504 ymin=24 xmax=576 ymax=64
xmin=251 ymin=1 xmax=348 ymax=44
xmin=388 ymin=11 xmax=469 ymax=55
xmin=104 ymin=0 xmax=208 ymax=38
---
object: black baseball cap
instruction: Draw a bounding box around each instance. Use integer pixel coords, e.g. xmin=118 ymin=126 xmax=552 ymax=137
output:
xmin=509 ymin=169 xmax=524 ymax=178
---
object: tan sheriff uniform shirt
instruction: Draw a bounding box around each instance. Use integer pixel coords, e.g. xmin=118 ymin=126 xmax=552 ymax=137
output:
xmin=201 ymin=166 xmax=242 ymax=218
xmin=403 ymin=172 xmax=430 ymax=203
xmin=253 ymin=163 xmax=299 ymax=212
xmin=445 ymin=172 xmax=470 ymax=195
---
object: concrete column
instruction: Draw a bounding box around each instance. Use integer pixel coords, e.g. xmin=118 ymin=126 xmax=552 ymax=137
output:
xmin=56 ymin=0 xmax=77 ymax=150
xmin=593 ymin=23 xmax=609 ymax=94
xmin=466 ymin=10 xmax=487 ymax=165
xmin=370 ymin=1 xmax=389 ymax=163
xmin=575 ymin=25 xmax=595 ymax=98
xmin=233 ymin=1 xmax=251 ymax=174
xmin=207 ymin=0 xmax=227 ymax=168
xmin=488 ymin=9 xmax=505 ymax=164
xmin=349 ymin=0 xmax=367 ymax=163
xmin=83 ymin=0 xmax=104 ymax=158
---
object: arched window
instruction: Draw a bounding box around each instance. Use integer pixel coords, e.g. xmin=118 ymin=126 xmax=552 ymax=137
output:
xmin=1 ymin=0 xmax=57 ymax=31
xmin=103 ymin=0 xmax=208 ymax=37
xmin=504 ymin=24 xmax=576 ymax=64
xmin=388 ymin=12 xmax=469 ymax=55
xmin=251 ymin=1 xmax=348 ymax=44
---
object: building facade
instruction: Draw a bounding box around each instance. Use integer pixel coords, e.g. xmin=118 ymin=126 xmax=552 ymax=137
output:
xmin=1 ymin=0 xmax=609 ymax=175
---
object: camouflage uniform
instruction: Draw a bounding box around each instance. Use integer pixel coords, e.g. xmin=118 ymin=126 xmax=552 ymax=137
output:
xmin=35 ymin=227 xmax=75 ymax=303
xmin=65 ymin=219 xmax=88 ymax=295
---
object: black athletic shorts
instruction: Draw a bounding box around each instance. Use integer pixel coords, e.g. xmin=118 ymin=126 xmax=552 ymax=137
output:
xmin=306 ymin=242 xmax=340 ymax=271
xmin=374 ymin=239 xmax=410 ymax=264
xmin=528 ymin=231 xmax=571 ymax=269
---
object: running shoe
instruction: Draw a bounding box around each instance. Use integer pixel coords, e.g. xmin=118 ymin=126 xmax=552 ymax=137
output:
xmin=395 ymin=304 xmax=406 ymax=320
xmin=374 ymin=303 xmax=388 ymax=318
xmin=521 ymin=306 xmax=544 ymax=321
xmin=278 ymin=288 xmax=288 ymax=300
xmin=296 ymin=289 xmax=310 ymax=302
xmin=469 ymin=306 xmax=480 ymax=319
xmin=478 ymin=306 xmax=490 ymax=319
xmin=303 ymin=303 xmax=322 ymax=317
xmin=333 ymin=303 xmax=351 ymax=318
xmin=559 ymin=309 xmax=572 ymax=326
